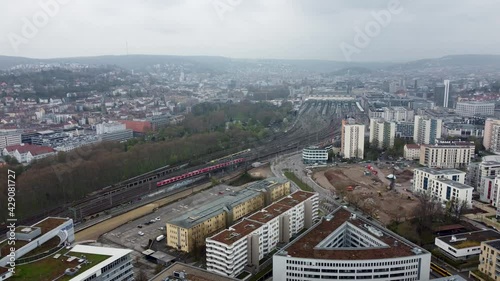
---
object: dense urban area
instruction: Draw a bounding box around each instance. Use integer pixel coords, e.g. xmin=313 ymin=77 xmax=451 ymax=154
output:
xmin=0 ymin=53 xmax=500 ymax=281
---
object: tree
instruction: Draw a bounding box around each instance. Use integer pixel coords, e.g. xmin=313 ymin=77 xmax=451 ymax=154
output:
xmin=136 ymin=269 xmax=148 ymax=281
xmin=446 ymin=198 xmax=468 ymax=222
xmin=413 ymin=191 xmax=444 ymax=234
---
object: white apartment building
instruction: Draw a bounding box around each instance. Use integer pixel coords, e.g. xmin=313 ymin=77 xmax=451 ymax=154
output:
xmin=455 ymin=101 xmax=495 ymax=117
xmin=273 ymin=207 xmax=431 ymax=281
xmin=381 ymin=106 xmax=414 ymax=123
xmin=435 ymin=230 xmax=500 ymax=261
xmin=412 ymin=168 xmax=472 ymax=208
xmin=0 ymin=131 xmax=22 ymax=150
xmin=206 ymin=191 xmax=319 ymax=277
xmin=341 ymin=119 xmax=365 ymax=159
xmin=413 ymin=115 xmax=442 ymax=145
xmin=302 ymin=146 xmax=328 ymax=164
xmin=404 ymin=144 xmax=421 ymax=160
xmin=484 ymin=118 xmax=500 ymax=153
xmin=477 ymin=161 xmax=500 ymax=204
xmin=419 ymin=142 xmax=475 ymax=169
xmin=369 ymin=118 xmax=396 ymax=149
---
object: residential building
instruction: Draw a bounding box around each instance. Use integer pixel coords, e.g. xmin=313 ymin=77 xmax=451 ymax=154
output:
xmin=484 ymin=118 xmax=500 ymax=153
xmin=403 ymin=144 xmax=421 ymax=160
xmin=96 ymin=122 xmax=126 ymax=135
xmin=302 ymin=146 xmax=328 ymax=165
xmin=395 ymin=122 xmax=414 ymax=139
xmin=272 ymin=207 xmax=431 ymax=281
xmin=412 ymin=167 xmax=472 ymax=208
xmin=0 ymin=130 xmax=21 ymax=150
xmin=477 ymin=161 xmax=500 ymax=203
xmin=206 ymin=191 xmax=319 ymax=277
xmin=436 ymin=230 xmax=500 ymax=260
xmin=381 ymin=106 xmax=414 ymax=123
xmin=369 ymin=118 xmax=396 ymax=149
xmin=442 ymin=123 xmax=484 ymax=138
xmin=477 ymin=239 xmax=500 ymax=280
xmin=419 ymin=141 xmax=475 ymax=169
xmin=165 ymin=178 xmax=291 ymax=253
xmin=455 ymin=101 xmax=495 ymax=117
xmin=99 ymin=129 xmax=134 ymax=142
xmin=2 ymin=143 xmax=56 ymax=164
xmin=413 ymin=115 xmax=442 ymax=145
xmin=341 ymin=119 xmax=365 ymax=159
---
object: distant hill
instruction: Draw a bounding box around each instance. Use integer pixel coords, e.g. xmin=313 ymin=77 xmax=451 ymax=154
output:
xmin=388 ymin=54 xmax=500 ymax=71
xmin=1 ymin=54 xmax=500 ymax=72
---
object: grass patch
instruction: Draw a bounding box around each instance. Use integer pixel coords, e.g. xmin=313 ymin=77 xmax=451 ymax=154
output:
xmin=284 ymin=171 xmax=314 ymax=192
xmin=13 ymin=250 xmax=110 ymax=281
xmin=387 ymin=220 xmax=434 ymax=246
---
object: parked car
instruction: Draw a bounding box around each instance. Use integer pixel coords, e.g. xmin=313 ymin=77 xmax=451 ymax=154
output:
xmin=138 ymin=231 xmax=144 ymax=236
xmin=137 ymin=225 xmax=143 ymax=228
xmin=155 ymin=217 xmax=161 ymax=221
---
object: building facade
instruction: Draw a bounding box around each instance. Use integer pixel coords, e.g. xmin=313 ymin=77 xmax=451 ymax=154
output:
xmin=403 ymin=144 xmax=421 ymax=160
xmin=0 ymin=131 xmax=21 ymax=150
xmin=484 ymin=118 xmax=500 ymax=153
xmin=478 ymin=239 xmax=500 ymax=280
xmin=273 ymin=207 xmax=431 ymax=281
xmin=412 ymin=168 xmax=472 ymax=208
xmin=435 ymin=231 xmax=500 ymax=261
xmin=419 ymin=142 xmax=474 ymax=169
xmin=476 ymin=161 xmax=500 ymax=204
xmin=455 ymin=101 xmax=495 ymax=117
xmin=302 ymin=146 xmax=328 ymax=165
xmin=206 ymin=191 xmax=319 ymax=277
xmin=369 ymin=118 xmax=396 ymax=149
xmin=166 ymin=179 xmax=291 ymax=253
xmin=341 ymin=119 xmax=365 ymax=159
xmin=413 ymin=115 xmax=442 ymax=145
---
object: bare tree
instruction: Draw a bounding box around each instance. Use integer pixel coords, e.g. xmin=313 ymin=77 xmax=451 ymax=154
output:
xmin=413 ymin=191 xmax=444 ymax=234
xmin=346 ymin=192 xmax=363 ymax=210
xmin=447 ymin=198 xmax=468 ymax=222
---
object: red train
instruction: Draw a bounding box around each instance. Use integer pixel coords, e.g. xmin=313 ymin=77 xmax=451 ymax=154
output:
xmin=156 ymin=158 xmax=245 ymax=187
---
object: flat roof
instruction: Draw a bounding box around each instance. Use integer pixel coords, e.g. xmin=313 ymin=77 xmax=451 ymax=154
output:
xmin=434 ymin=179 xmax=474 ymax=190
xmin=33 ymin=217 xmax=70 ymax=234
xmin=414 ymin=167 xmax=465 ymax=176
xmin=167 ymin=179 xmax=288 ymax=229
xmin=279 ymin=207 xmax=427 ymax=260
xmin=437 ymin=230 xmax=500 ymax=249
xmin=484 ymin=239 xmax=500 ymax=251
xmin=151 ymin=262 xmax=238 ymax=281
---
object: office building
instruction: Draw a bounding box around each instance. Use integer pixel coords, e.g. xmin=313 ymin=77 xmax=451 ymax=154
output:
xmin=442 ymin=123 xmax=484 ymax=138
xmin=302 ymin=146 xmax=328 ymax=165
xmin=0 ymin=130 xmax=21 ymax=150
xmin=455 ymin=101 xmax=495 ymax=117
xmin=412 ymin=167 xmax=472 ymax=208
xmin=96 ymin=122 xmax=126 ymax=135
xmin=434 ymin=80 xmax=453 ymax=108
xmin=413 ymin=115 xmax=443 ymax=145
xmin=166 ymin=178 xmax=291 ymax=253
xmin=403 ymin=144 xmax=421 ymax=160
xmin=477 ymin=239 xmax=500 ymax=281
xmin=419 ymin=141 xmax=475 ymax=169
xmin=484 ymin=118 xmax=500 ymax=153
xmin=272 ymin=207 xmax=431 ymax=281
xmin=381 ymin=106 xmax=414 ymax=123
xmin=206 ymin=191 xmax=319 ymax=277
xmin=436 ymin=230 xmax=500 ymax=261
xmin=369 ymin=118 xmax=396 ymax=149
xmin=341 ymin=119 xmax=365 ymax=159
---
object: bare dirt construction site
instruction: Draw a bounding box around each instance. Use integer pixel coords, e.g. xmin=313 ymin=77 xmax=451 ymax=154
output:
xmin=312 ymin=164 xmax=418 ymax=225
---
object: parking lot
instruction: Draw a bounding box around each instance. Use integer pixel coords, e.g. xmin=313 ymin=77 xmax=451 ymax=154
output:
xmin=103 ymin=183 xmax=246 ymax=252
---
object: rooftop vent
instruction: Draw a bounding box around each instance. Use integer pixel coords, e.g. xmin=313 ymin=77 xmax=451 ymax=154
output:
xmin=450 ymin=235 xmax=466 ymax=243
xmin=325 ymin=215 xmax=334 ymax=222
xmin=364 ymin=224 xmax=383 ymax=237
xmin=411 ymin=248 xmax=422 ymax=255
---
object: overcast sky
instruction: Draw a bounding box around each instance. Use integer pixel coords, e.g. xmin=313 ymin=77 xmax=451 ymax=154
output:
xmin=1 ymin=0 xmax=499 ymax=62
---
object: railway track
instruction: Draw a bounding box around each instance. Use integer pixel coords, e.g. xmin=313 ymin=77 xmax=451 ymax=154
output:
xmin=23 ymin=100 xmax=361 ymax=223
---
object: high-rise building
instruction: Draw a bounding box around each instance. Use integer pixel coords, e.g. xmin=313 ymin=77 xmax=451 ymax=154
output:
xmin=341 ymin=119 xmax=365 ymax=159
xmin=413 ymin=115 xmax=443 ymax=145
xmin=455 ymin=101 xmax=495 ymax=117
xmin=369 ymin=118 xmax=396 ymax=149
xmin=419 ymin=141 xmax=475 ymax=169
xmin=483 ymin=118 xmax=500 ymax=153
xmin=434 ymin=80 xmax=453 ymax=108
